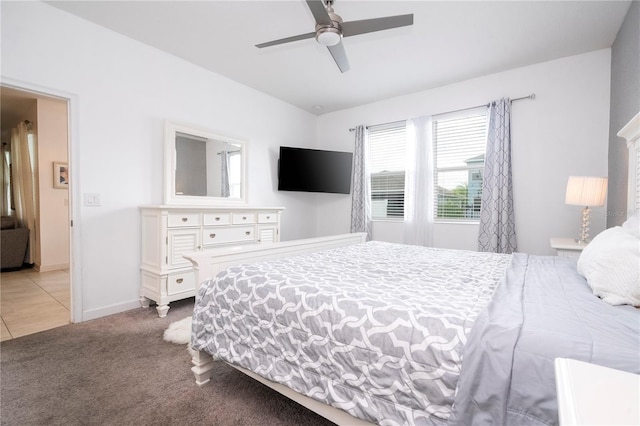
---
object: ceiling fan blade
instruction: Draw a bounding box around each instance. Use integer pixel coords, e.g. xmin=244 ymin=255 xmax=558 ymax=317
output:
xmin=306 ymin=0 xmax=332 ymax=25
xmin=255 ymin=32 xmax=316 ymax=48
xmin=327 ymin=42 xmax=350 ymax=73
xmin=342 ymin=14 xmax=414 ymax=37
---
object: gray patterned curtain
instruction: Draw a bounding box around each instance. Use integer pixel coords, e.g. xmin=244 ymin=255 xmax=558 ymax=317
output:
xmin=350 ymin=125 xmax=371 ymax=240
xmin=478 ymin=98 xmax=517 ymax=253
xmin=220 ymin=151 xmax=230 ymax=197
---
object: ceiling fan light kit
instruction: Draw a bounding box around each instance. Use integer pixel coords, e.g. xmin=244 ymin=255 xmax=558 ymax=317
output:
xmin=315 ymin=27 xmax=342 ymax=46
xmin=255 ymin=0 xmax=414 ymax=73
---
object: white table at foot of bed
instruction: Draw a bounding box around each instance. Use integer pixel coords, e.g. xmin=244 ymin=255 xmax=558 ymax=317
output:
xmin=555 ymin=358 xmax=640 ymax=425
xmin=184 ymin=232 xmax=370 ymax=425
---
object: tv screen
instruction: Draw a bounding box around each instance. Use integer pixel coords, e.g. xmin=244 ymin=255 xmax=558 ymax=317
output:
xmin=278 ymin=146 xmax=353 ymax=194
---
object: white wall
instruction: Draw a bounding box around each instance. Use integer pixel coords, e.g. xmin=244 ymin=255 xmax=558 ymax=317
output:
xmin=1 ymin=1 xmax=319 ymax=320
xmin=0 ymin=1 xmax=614 ymax=320
xmin=317 ymin=49 xmax=612 ymax=255
xmin=608 ymin=1 xmax=640 ymax=226
xmin=36 ymin=97 xmax=70 ymax=271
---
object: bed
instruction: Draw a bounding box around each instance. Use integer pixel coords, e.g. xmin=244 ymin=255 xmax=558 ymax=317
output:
xmin=184 ymin=112 xmax=640 ymax=425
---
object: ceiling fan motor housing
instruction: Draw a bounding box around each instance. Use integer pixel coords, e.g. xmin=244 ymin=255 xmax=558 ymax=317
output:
xmin=315 ymin=4 xmax=343 ymax=46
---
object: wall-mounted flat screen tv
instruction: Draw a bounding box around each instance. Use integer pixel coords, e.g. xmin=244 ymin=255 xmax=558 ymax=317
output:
xmin=278 ymin=146 xmax=353 ymax=194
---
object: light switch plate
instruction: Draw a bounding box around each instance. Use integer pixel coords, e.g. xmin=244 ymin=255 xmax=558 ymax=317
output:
xmin=84 ymin=193 xmax=101 ymax=206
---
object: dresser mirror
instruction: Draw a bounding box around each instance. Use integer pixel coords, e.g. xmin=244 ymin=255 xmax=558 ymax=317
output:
xmin=164 ymin=121 xmax=247 ymax=205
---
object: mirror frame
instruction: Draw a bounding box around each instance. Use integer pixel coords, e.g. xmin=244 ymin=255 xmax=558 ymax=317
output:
xmin=163 ymin=121 xmax=248 ymax=205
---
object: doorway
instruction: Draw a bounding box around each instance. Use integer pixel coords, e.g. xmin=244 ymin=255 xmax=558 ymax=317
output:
xmin=0 ymin=86 xmax=72 ymax=340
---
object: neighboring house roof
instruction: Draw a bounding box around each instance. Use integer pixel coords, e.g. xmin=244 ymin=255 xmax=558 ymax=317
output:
xmin=465 ymin=154 xmax=485 ymax=164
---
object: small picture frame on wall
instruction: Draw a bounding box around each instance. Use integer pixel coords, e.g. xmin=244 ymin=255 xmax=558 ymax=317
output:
xmin=53 ymin=162 xmax=69 ymax=189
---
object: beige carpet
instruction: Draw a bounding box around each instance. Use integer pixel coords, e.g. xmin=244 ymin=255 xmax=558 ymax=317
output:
xmin=0 ymin=298 xmax=333 ymax=426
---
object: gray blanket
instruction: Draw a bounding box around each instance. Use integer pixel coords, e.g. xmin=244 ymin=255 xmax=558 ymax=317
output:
xmin=192 ymin=241 xmax=511 ymax=425
xmin=192 ymin=244 xmax=640 ymax=425
xmin=449 ymin=253 xmax=640 ymax=425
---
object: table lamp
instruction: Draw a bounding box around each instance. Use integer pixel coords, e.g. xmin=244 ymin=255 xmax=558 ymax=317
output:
xmin=565 ymin=176 xmax=608 ymax=244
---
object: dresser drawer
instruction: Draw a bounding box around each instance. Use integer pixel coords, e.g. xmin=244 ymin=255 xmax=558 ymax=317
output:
xmin=203 ymin=226 xmax=256 ymax=245
xmin=258 ymin=212 xmax=278 ymax=224
xmin=168 ymin=212 xmax=201 ymax=228
xmin=203 ymin=212 xmax=231 ymax=226
xmin=167 ymin=271 xmax=196 ymax=295
xmin=232 ymin=213 xmax=256 ymax=224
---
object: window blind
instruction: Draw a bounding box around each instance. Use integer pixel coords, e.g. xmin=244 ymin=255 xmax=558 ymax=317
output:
xmin=368 ymin=122 xmax=407 ymax=219
xmin=433 ymin=112 xmax=488 ymax=220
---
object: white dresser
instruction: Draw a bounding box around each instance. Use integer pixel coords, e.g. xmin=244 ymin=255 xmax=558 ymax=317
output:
xmin=139 ymin=205 xmax=284 ymax=317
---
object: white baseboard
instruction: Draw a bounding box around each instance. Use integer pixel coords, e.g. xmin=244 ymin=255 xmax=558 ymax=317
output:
xmin=34 ymin=263 xmax=70 ymax=272
xmin=81 ymin=300 xmax=142 ymax=322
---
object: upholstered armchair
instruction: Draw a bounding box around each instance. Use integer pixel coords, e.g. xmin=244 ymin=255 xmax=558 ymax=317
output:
xmin=1 ymin=216 xmax=29 ymax=270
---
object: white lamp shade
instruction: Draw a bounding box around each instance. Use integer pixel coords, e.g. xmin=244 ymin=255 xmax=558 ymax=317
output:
xmin=565 ymin=176 xmax=608 ymax=207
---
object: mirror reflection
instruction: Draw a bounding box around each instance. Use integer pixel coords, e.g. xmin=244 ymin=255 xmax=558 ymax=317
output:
xmin=164 ymin=121 xmax=247 ymax=205
xmin=175 ymin=132 xmax=242 ymax=198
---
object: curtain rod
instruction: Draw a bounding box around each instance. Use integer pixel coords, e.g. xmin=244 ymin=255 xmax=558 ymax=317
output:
xmin=348 ymin=93 xmax=535 ymax=132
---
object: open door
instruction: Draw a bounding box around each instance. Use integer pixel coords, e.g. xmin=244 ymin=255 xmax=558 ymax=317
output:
xmin=0 ymin=85 xmax=74 ymax=338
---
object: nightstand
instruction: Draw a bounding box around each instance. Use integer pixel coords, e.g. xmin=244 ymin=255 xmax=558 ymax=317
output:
xmin=549 ymin=237 xmax=587 ymax=259
xmin=555 ymin=358 xmax=640 ymax=425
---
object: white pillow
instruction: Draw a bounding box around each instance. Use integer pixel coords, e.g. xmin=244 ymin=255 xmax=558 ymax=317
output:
xmin=577 ymin=226 xmax=640 ymax=307
xmin=621 ymin=213 xmax=640 ymax=238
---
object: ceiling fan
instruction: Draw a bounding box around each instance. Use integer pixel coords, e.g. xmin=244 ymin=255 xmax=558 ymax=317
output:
xmin=255 ymin=0 xmax=414 ymax=73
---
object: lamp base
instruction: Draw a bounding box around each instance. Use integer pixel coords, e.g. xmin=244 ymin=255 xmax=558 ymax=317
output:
xmin=575 ymin=206 xmax=591 ymax=244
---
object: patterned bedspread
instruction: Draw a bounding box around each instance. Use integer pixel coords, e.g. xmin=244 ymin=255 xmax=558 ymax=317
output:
xmin=192 ymin=241 xmax=511 ymax=425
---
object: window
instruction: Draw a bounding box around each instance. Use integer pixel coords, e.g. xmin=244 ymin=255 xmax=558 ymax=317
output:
xmin=228 ymin=151 xmax=242 ymax=198
xmin=367 ymin=110 xmax=488 ymax=222
xmin=368 ymin=122 xmax=406 ymax=220
xmin=433 ymin=111 xmax=488 ymax=220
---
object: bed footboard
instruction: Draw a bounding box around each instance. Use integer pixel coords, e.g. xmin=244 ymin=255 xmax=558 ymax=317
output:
xmin=184 ymin=232 xmax=367 ymax=291
xmin=185 ymin=232 xmax=367 ymax=387
xmin=191 ymin=350 xmax=216 ymax=386
xmin=192 ymin=352 xmax=373 ymax=425
xmin=185 ymin=233 xmax=374 ymax=424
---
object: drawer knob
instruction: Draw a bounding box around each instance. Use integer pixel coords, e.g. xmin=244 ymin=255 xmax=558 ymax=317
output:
xmin=210 ymin=233 xmax=216 ymax=238
xmin=181 ymin=218 xmax=188 ymax=222
xmin=266 ymin=216 xmax=270 ymax=219
xmin=215 ymin=217 xmax=220 ymax=221
xmin=176 ymin=278 xmax=184 ymax=284
xmin=245 ymin=231 xmax=251 ymax=236
xmin=242 ymin=216 xmax=247 ymax=220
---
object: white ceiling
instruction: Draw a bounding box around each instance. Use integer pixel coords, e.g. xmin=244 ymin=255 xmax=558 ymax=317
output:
xmin=46 ymin=0 xmax=631 ymax=115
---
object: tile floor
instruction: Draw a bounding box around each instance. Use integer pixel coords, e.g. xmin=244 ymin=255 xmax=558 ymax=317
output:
xmin=0 ymin=268 xmax=70 ymax=341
